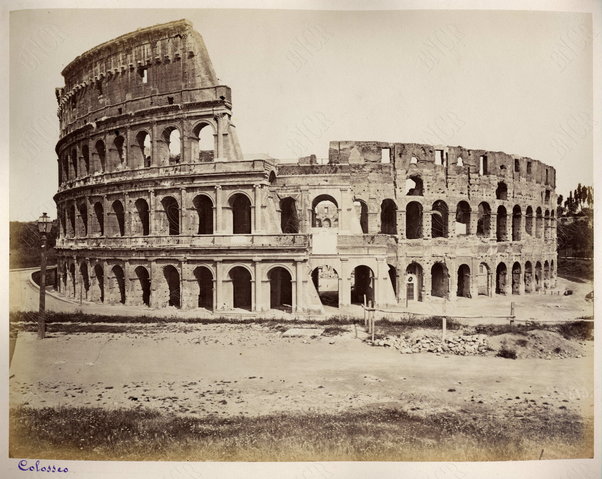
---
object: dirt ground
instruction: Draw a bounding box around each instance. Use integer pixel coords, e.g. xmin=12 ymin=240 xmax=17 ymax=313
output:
xmin=9 ymin=323 xmax=594 ymax=426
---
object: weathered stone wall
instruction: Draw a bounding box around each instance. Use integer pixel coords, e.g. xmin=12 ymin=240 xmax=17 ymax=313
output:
xmin=54 ymin=20 xmax=558 ymax=315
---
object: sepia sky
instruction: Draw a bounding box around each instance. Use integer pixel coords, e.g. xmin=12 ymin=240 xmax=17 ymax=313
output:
xmin=9 ymin=8 xmax=594 ymax=221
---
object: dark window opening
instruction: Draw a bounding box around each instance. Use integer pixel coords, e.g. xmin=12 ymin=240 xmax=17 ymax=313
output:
xmin=164 ymin=265 xmax=181 ymax=308
xmin=230 ymin=266 xmax=252 ymax=310
xmin=431 ymin=200 xmax=448 ymax=238
xmin=193 ymin=195 xmax=214 ymax=234
xmin=269 ymin=267 xmax=293 ymax=311
xmin=406 ymin=202 xmax=423 ymax=239
xmin=380 ymin=199 xmax=397 ymax=234
xmin=194 ymin=267 xmax=214 ymax=310
xmin=280 ymin=197 xmax=299 ymax=234
xmin=161 ymin=196 xmax=180 ymax=235
xmin=230 ymin=194 xmax=252 ymax=234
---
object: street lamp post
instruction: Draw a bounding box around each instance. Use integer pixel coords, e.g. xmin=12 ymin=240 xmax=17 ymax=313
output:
xmin=37 ymin=212 xmax=52 ymax=339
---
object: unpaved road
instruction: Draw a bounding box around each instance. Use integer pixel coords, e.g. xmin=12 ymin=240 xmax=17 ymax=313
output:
xmin=10 ymin=324 xmax=594 ymax=423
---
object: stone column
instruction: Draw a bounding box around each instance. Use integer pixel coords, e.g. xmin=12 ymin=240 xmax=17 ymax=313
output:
xmin=102 ymin=195 xmax=108 ymax=237
xmin=422 ymin=261 xmax=432 ymax=299
xmin=448 ymin=262 xmax=456 ymax=301
xmin=505 ymin=212 xmax=513 ymax=242
xmin=490 ymin=213 xmax=497 ymax=241
xmin=217 ymin=114 xmax=227 ymax=158
xmin=252 ymin=261 xmax=259 ymax=312
xmin=448 ymin=209 xmax=457 ymax=238
xmin=124 ymin=192 xmax=130 ymax=237
xmin=214 ymin=185 xmax=223 ymax=233
xmin=397 ymin=209 xmax=406 ymax=239
xmin=215 ymin=261 xmax=223 ymax=311
xmin=253 ymin=184 xmax=262 ymax=233
xmin=469 ymin=205 xmax=478 ymax=236
xmin=151 ymin=123 xmax=160 ymax=167
xmin=423 ymin=210 xmax=432 ymax=239
xmin=295 ymin=260 xmax=304 ymax=312
xmin=124 ymin=260 xmax=132 ymax=305
xmin=180 ymin=188 xmax=187 ymax=235
xmin=368 ymin=197 xmax=379 ymax=234
xmin=339 ymin=259 xmax=350 ymax=307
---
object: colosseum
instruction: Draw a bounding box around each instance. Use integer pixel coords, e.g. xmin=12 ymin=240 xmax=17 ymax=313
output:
xmin=53 ymin=19 xmax=558 ymax=315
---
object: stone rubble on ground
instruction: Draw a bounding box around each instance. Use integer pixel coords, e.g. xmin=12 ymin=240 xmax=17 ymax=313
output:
xmin=370 ymin=333 xmax=489 ymax=356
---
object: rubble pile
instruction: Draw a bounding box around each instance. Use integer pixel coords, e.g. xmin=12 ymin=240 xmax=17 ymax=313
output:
xmin=371 ymin=332 xmax=490 ymax=356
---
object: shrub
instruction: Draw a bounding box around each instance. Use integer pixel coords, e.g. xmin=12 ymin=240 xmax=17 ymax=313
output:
xmin=497 ymin=341 xmax=517 ymax=359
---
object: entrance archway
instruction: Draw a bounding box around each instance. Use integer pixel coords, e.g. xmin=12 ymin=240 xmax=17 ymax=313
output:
xmin=194 ymin=266 xmax=214 ymax=310
xmin=496 ymin=263 xmax=507 ymax=295
xmin=431 ymin=262 xmax=449 ymax=298
xmin=163 ymin=265 xmax=181 ymax=308
xmin=230 ymin=266 xmax=252 ymax=310
xmin=512 ymin=262 xmax=521 ymax=295
xmin=134 ymin=266 xmax=151 ymax=306
xmin=268 ymin=267 xmax=293 ymax=310
xmin=311 ymin=266 xmax=339 ymax=307
xmin=457 ymin=264 xmax=471 ymax=297
xmin=351 ymin=265 xmax=375 ymax=305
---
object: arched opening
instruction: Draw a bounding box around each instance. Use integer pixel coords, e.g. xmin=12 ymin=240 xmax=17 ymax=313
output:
xmin=230 ymin=193 xmax=252 ymax=234
xmin=535 ymin=207 xmax=543 ymax=238
xmin=67 ymin=204 xmax=76 ymax=237
xmin=496 ymin=182 xmax=508 ymax=200
xmin=512 ymin=262 xmax=521 ymax=295
xmin=312 ymin=195 xmax=338 ymax=228
xmin=455 ymin=201 xmax=471 ymax=235
xmin=114 ymin=135 xmax=125 ymax=166
xmin=229 ymin=266 xmax=252 ymax=310
xmin=496 ymin=205 xmax=507 ymax=242
xmin=80 ymin=263 xmax=90 ymax=299
xmin=496 ymin=263 xmax=507 ymax=295
xmin=161 ymin=196 xmax=180 ymax=235
xmin=431 ymin=262 xmax=449 ymax=298
xmin=70 ymin=149 xmax=78 ymax=178
xmin=512 ymin=205 xmax=521 ymax=241
xmin=353 ymin=200 xmax=369 ymax=233
xmin=405 ymin=175 xmax=424 ymax=196
xmin=194 ymin=266 xmax=214 ymax=310
xmin=525 ymin=206 xmax=534 ymax=236
xmin=95 ymin=140 xmax=106 ymax=172
xmin=193 ymin=123 xmax=215 ymax=162
xmin=406 ymin=262 xmax=424 ymax=301
xmin=388 ymin=264 xmax=397 ymax=297
xmin=82 ymin=145 xmax=90 ymax=175
xmin=477 ymin=202 xmax=491 ymax=237
xmin=535 ymin=261 xmax=542 ymax=291
xmin=351 ymin=265 xmax=375 ymax=305
xmin=94 ymin=264 xmax=104 ymax=303
xmin=111 ymin=265 xmax=126 ymax=304
xmin=135 ymin=131 xmax=151 ymax=168
xmin=457 ymin=264 xmax=471 ymax=297
xmin=93 ymin=202 xmax=104 ymax=236
xmin=163 ymin=128 xmax=181 ymax=164
xmin=134 ymin=199 xmax=150 ymax=236
xmin=524 ymin=261 xmax=533 ymax=293
xmin=268 ymin=267 xmax=293 ymax=310
xmin=280 ymin=197 xmax=299 ymax=233
xmin=431 ymin=200 xmax=448 ymax=238
xmin=457 ymin=157 xmax=464 ymax=167
xmin=77 ymin=202 xmax=88 ymax=237
xmin=163 ymin=265 xmax=181 ymax=308
xmin=477 ymin=263 xmax=490 ymax=296
xmin=311 ymin=266 xmax=339 ymax=307
xmin=380 ymin=199 xmax=397 ymax=234
xmin=134 ymin=266 xmax=151 ymax=306
xmin=111 ymin=200 xmax=125 ymax=237
xmin=406 ymin=201 xmax=423 ymax=239
xmin=193 ymin=195 xmax=214 ymax=235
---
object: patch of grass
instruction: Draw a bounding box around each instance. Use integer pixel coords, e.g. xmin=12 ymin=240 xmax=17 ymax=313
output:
xmin=557 ymin=321 xmax=594 ymax=341
xmin=321 ymin=326 xmax=347 ymax=337
xmin=9 ymin=405 xmax=591 ymax=462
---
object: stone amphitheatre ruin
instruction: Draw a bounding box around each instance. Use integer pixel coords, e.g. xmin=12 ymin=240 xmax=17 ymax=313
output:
xmin=53 ymin=19 xmax=558 ymax=314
